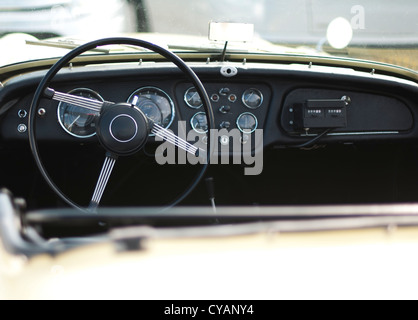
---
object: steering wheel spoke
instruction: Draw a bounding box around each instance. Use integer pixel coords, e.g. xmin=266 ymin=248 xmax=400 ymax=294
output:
xmin=89 ymin=153 xmax=118 ymax=210
xmin=45 ymin=87 xmax=108 ymax=113
xmin=152 ymin=122 xmax=199 ymax=156
xmin=47 ymin=88 xmax=201 ymax=156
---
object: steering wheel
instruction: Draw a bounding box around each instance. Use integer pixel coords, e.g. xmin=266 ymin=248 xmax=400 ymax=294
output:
xmin=28 ymin=38 xmax=215 ymax=211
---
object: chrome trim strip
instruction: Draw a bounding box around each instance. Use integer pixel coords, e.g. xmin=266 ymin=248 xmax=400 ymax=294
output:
xmin=301 ymin=131 xmax=400 ymax=137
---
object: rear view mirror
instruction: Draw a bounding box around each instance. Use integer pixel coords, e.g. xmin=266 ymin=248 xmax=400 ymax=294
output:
xmin=209 ymin=22 xmax=254 ymax=42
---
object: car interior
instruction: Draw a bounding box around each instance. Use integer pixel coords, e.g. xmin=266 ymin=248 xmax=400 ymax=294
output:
xmin=0 ymin=0 xmax=415 ymax=252
xmin=1 ymin=44 xmax=417 ymax=214
xmin=0 ymin=2 xmax=418 ymax=301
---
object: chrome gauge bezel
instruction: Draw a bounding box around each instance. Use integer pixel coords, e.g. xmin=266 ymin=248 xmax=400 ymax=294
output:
xmin=57 ymin=88 xmax=104 ymax=139
xmin=242 ymin=88 xmax=263 ymax=109
xmin=127 ymin=86 xmax=176 ymax=134
xmin=190 ymin=112 xmax=208 ymax=134
xmin=184 ymin=87 xmax=203 ymax=109
xmin=237 ymin=112 xmax=258 ymax=134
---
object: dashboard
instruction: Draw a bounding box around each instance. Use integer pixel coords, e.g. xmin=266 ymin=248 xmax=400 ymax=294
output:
xmin=0 ymin=60 xmax=418 ymax=208
xmin=0 ymin=61 xmax=417 ymax=152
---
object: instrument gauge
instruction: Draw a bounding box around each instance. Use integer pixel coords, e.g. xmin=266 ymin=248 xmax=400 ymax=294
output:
xmin=242 ymin=88 xmax=263 ymax=109
xmin=237 ymin=112 xmax=258 ymax=133
xmin=184 ymin=87 xmax=202 ymax=109
xmin=127 ymin=87 xmax=175 ymax=130
xmin=191 ymin=112 xmax=208 ymax=134
xmin=57 ymin=88 xmax=103 ymax=138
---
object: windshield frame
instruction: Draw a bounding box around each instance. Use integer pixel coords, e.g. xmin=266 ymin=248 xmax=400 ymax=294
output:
xmin=1 ymin=50 xmax=417 ymax=86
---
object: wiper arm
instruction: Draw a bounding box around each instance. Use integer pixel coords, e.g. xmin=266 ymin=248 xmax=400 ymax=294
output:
xmin=26 ymin=39 xmax=150 ymax=54
xmin=26 ymin=39 xmax=110 ymax=53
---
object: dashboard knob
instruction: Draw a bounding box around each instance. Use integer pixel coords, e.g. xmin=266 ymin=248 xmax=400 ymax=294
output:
xmin=219 ymin=105 xmax=231 ymax=114
xmin=220 ymin=121 xmax=231 ymax=129
xmin=219 ymin=135 xmax=230 ymax=146
xmin=219 ymin=88 xmax=231 ymax=96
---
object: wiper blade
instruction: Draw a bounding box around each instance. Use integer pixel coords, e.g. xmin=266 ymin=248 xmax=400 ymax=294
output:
xmin=26 ymin=39 xmax=150 ymax=54
xmin=26 ymin=39 xmax=110 ymax=53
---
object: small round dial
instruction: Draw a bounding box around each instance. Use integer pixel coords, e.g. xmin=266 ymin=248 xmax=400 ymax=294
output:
xmin=127 ymin=87 xmax=175 ymax=129
xmin=242 ymin=88 xmax=263 ymax=109
xmin=191 ymin=112 xmax=208 ymax=133
xmin=184 ymin=87 xmax=202 ymax=109
xmin=237 ymin=112 xmax=258 ymax=133
xmin=57 ymin=88 xmax=103 ymax=138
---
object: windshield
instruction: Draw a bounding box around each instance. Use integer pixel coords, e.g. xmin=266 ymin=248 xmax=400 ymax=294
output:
xmin=0 ymin=0 xmax=417 ymax=70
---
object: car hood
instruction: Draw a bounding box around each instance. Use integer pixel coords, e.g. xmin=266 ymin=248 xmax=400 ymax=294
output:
xmin=2 ymin=223 xmax=418 ymax=300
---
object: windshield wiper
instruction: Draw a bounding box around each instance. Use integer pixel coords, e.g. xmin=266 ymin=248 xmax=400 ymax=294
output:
xmin=26 ymin=39 xmax=110 ymax=53
xmin=26 ymin=39 xmax=150 ymax=54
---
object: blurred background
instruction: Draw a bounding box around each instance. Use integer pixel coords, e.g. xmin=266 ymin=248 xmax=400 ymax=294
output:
xmin=0 ymin=0 xmax=416 ymax=69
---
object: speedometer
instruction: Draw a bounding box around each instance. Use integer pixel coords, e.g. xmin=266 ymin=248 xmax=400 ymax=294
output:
xmin=127 ymin=87 xmax=175 ymax=130
xmin=57 ymin=88 xmax=103 ymax=138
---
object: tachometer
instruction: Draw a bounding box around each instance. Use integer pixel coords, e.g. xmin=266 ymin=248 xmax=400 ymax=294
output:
xmin=127 ymin=87 xmax=175 ymax=130
xmin=57 ymin=88 xmax=103 ymax=138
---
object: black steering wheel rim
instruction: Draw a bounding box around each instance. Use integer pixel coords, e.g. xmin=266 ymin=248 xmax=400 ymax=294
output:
xmin=28 ymin=37 xmax=215 ymax=211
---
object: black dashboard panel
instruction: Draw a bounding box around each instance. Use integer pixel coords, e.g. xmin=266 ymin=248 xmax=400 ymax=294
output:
xmin=281 ymin=88 xmax=413 ymax=134
xmin=0 ymin=63 xmax=417 ymax=149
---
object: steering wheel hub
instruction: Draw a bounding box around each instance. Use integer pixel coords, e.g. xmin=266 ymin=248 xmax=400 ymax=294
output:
xmin=110 ymin=114 xmax=138 ymax=143
xmin=96 ymin=103 xmax=149 ymax=156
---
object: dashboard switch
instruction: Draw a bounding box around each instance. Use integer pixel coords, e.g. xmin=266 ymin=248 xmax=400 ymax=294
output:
xmin=220 ymin=121 xmax=231 ymax=129
xmin=219 ymin=105 xmax=231 ymax=114
xmin=219 ymin=88 xmax=231 ymax=96
xmin=17 ymin=124 xmax=27 ymax=133
xmin=18 ymin=109 xmax=27 ymax=119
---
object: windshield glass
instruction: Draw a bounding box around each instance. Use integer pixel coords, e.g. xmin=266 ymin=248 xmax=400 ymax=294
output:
xmin=0 ymin=0 xmax=417 ymax=71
